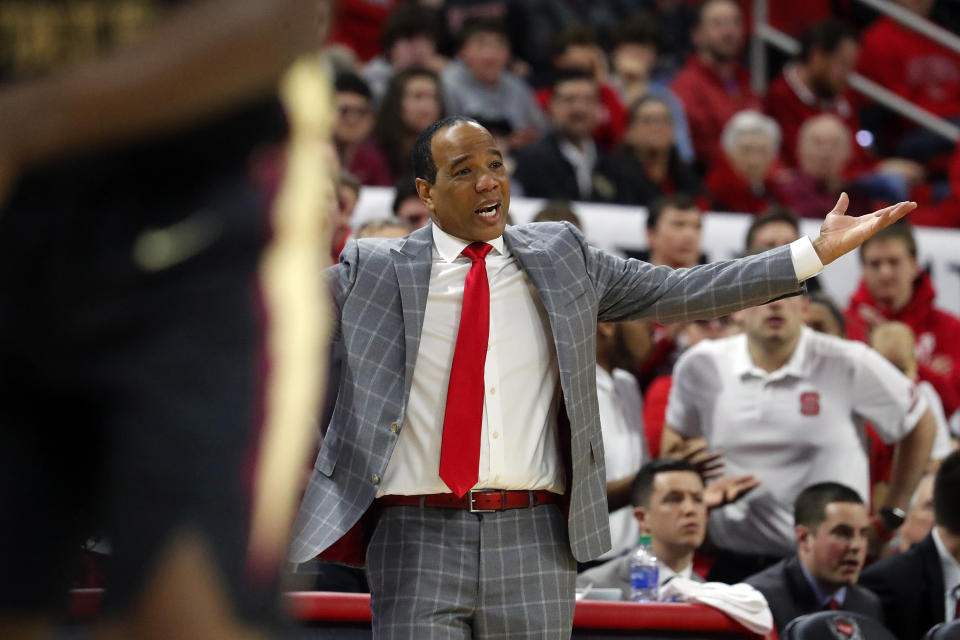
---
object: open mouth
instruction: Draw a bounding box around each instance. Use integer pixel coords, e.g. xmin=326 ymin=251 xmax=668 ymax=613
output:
xmin=475 ymin=203 xmax=500 ymax=218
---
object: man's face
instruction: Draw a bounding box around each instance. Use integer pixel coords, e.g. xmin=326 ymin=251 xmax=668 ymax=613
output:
xmin=635 ymin=471 xmax=707 ymax=553
xmin=389 ymin=35 xmax=436 ymax=69
xmin=396 ymin=195 xmax=432 ymax=230
xmin=460 ymin=31 xmax=510 ymax=86
xmin=695 ymin=0 xmax=744 ymax=64
xmin=727 ymin=132 xmax=776 ymax=185
xmin=416 ymin=122 xmax=510 ymax=242
xmin=613 ymin=43 xmax=657 ymax=84
xmin=740 ymin=295 xmax=807 ymax=347
xmin=749 ymin=221 xmax=798 ymax=253
xmin=798 ymin=502 xmax=870 ymax=588
xmin=798 ymin=118 xmax=851 ymax=181
xmin=647 ymin=207 xmax=702 ymax=268
xmin=550 ymin=78 xmax=599 ymax=140
xmin=861 ymin=238 xmax=918 ymax=309
xmin=334 ymin=91 xmax=374 ymax=146
xmin=808 ymin=40 xmax=858 ymax=99
xmin=402 ymin=75 xmax=442 ymax=135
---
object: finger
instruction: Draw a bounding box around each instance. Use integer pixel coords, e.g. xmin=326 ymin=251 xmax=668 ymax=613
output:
xmin=872 ymin=201 xmax=916 ymax=222
xmin=830 ymin=192 xmax=849 ymax=216
xmin=701 ymin=467 xmax=724 ymax=479
xmin=679 ymin=444 xmax=707 ymax=460
xmin=691 ymin=450 xmax=725 ymax=466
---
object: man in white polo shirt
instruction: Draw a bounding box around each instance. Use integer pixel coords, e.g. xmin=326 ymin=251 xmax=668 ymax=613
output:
xmin=662 ymin=293 xmax=936 ymax=583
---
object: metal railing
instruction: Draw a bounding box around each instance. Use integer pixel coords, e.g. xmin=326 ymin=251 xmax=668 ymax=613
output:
xmin=750 ymin=0 xmax=960 ymax=143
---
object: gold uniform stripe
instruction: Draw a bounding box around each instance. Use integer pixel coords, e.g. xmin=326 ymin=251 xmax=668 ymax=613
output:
xmin=247 ymin=55 xmax=333 ymax=575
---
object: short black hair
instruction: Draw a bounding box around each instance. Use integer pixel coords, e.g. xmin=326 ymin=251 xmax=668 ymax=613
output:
xmin=381 ymin=4 xmax=439 ymax=56
xmin=628 ymin=94 xmax=672 ymax=126
xmin=458 ymin=17 xmax=509 ymax=49
xmin=807 ymin=291 xmax=846 ymax=335
xmin=745 ymin=206 xmax=800 ymax=251
xmin=410 ymin=115 xmax=480 ymax=183
xmin=646 ymin=193 xmax=699 ymax=231
xmin=551 ymin=24 xmax=598 ymax=59
xmin=794 ymin=482 xmax=864 ymax=530
xmin=799 ymin=19 xmax=857 ymax=62
xmin=335 ymin=72 xmax=372 ymax=101
xmin=859 ymin=219 xmax=917 ymax=261
xmin=630 ymin=459 xmax=700 ymax=508
xmin=391 ymin=176 xmax=420 ymax=214
xmin=934 ymin=449 xmax=960 ymax=534
xmin=551 ymin=66 xmax=596 ymax=91
xmin=611 ymin=13 xmax=662 ymax=51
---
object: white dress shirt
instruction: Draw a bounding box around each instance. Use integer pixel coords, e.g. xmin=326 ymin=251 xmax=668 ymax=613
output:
xmin=596 ymin=366 xmax=646 ymax=558
xmin=380 ymin=227 xmax=824 ymax=498
xmin=933 ymin=527 xmax=960 ymax=623
xmin=378 ymin=224 xmax=565 ymax=496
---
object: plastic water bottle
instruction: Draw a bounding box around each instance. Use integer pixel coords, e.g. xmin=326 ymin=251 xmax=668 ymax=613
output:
xmin=630 ymin=534 xmax=659 ymax=602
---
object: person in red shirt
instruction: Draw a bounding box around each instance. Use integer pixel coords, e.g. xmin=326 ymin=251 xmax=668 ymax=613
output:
xmin=845 ymin=221 xmax=960 ymax=414
xmin=534 ymin=25 xmax=628 ymax=152
xmin=670 ymin=0 xmax=761 ymax=170
xmin=858 ymin=0 xmax=960 ymax=162
xmin=705 ymin=110 xmax=788 ymax=214
xmin=765 ymin=20 xmax=864 ymax=170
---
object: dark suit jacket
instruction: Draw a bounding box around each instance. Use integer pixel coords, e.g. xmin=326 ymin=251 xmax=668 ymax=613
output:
xmin=513 ymin=133 xmax=638 ymax=204
xmin=859 ymin=533 xmax=946 ymax=640
xmin=746 ymin=554 xmax=884 ymax=634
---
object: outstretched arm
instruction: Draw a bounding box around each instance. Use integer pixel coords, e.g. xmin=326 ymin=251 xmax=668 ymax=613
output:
xmin=0 ymin=0 xmax=331 ymax=203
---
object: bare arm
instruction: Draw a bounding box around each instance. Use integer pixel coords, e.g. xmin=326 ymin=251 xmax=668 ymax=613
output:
xmin=0 ymin=0 xmax=330 ymax=199
xmin=883 ymin=409 xmax=937 ymax=512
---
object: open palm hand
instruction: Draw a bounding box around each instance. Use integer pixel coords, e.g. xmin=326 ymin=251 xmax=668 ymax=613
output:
xmin=812 ymin=193 xmax=917 ymax=265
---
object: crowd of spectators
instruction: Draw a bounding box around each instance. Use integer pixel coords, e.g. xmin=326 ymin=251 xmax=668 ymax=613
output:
xmin=318 ymin=0 xmax=960 ymax=635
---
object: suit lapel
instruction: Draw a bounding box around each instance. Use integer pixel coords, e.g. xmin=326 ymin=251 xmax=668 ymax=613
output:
xmin=502 ymin=226 xmax=563 ymax=336
xmin=784 ymin=555 xmax=821 ymax=618
xmin=920 ymin=534 xmax=946 ymax=623
xmin=391 ymin=225 xmax=433 ymax=401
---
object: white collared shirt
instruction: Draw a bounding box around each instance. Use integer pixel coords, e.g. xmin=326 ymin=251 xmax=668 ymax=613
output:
xmin=557 ymin=137 xmax=598 ymax=200
xmin=667 ymin=328 xmax=927 ymax=555
xmin=378 ymin=224 xmax=565 ymax=496
xmin=379 ymin=227 xmax=824 ymax=498
xmin=596 ymin=366 xmax=647 ymax=558
xmin=933 ymin=527 xmax=960 ymax=622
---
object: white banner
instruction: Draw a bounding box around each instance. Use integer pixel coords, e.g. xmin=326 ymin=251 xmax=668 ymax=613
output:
xmin=353 ymin=187 xmax=960 ymax=316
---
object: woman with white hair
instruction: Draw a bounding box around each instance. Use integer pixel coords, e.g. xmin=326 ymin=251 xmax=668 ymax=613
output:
xmin=705 ymin=109 xmax=789 ymax=214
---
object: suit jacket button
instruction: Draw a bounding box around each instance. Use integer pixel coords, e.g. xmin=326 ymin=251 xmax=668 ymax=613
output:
xmin=371 ymin=473 xmax=381 ymax=484
xmin=390 ymin=422 xmax=400 ymax=433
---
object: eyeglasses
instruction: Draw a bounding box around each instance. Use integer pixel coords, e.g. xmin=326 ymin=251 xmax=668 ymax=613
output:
xmin=337 ymin=104 xmax=371 ymax=118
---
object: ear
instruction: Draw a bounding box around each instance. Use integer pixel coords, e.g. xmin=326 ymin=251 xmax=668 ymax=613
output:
xmin=795 ymin=524 xmax=812 ymax=551
xmin=633 ymin=506 xmax=650 ymax=533
xmin=415 ymin=177 xmax=437 ymax=213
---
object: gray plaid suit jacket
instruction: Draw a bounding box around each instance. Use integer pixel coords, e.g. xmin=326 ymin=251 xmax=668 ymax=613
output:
xmin=289 ymin=221 xmax=802 ymax=564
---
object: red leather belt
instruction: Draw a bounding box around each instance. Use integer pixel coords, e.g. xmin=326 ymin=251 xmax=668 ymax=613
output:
xmin=376 ymin=489 xmax=561 ymax=513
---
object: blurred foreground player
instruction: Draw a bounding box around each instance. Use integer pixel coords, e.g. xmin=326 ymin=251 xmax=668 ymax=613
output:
xmin=0 ymin=1 xmax=332 ymax=638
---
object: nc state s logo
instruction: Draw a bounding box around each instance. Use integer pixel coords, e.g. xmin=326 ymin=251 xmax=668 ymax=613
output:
xmin=800 ymin=391 xmax=820 ymax=416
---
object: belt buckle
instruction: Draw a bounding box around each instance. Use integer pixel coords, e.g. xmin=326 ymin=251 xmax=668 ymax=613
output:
xmin=468 ymin=489 xmax=503 ymax=513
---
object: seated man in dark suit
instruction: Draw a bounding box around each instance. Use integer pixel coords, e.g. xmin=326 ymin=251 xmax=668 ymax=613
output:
xmin=513 ymin=69 xmax=637 ymax=204
xmin=746 ymin=482 xmax=883 ymax=634
xmin=860 ymin=448 xmax=960 ymax=640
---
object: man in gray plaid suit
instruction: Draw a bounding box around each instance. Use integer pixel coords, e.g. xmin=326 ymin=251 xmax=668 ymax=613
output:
xmin=289 ymin=115 xmax=916 ymax=639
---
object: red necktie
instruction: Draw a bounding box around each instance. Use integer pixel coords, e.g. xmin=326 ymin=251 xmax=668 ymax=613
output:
xmin=439 ymin=242 xmax=493 ymax=497
xmin=827 ymin=598 xmax=839 ymax=611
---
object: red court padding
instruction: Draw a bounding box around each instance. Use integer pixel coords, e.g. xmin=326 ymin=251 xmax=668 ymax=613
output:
xmin=69 ymin=589 xmax=777 ymax=638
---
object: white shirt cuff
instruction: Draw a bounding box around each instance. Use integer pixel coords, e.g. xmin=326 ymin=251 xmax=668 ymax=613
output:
xmin=790 ymin=237 xmax=824 ymax=282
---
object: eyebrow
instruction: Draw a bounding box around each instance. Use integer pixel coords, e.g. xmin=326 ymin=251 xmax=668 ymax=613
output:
xmin=449 ymin=149 xmax=503 ymax=171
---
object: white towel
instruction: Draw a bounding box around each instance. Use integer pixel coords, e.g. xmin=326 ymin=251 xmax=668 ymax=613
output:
xmin=659 ymin=576 xmax=774 ymax=635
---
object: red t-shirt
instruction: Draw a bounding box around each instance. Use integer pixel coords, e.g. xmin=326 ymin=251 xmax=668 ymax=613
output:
xmin=704 ymin=152 xmax=788 ymax=215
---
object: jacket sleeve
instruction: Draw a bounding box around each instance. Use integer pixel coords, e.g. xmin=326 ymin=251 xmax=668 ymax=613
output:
xmin=569 ymin=225 xmax=803 ymax=323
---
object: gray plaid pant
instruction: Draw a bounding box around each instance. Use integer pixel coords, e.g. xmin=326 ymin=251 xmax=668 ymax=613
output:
xmin=365 ymin=503 xmax=577 ymax=639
